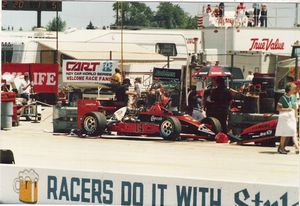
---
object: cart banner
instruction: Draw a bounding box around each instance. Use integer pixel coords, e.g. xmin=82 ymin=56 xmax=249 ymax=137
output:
xmin=1 ymin=63 xmax=59 ymax=93
xmin=0 ymin=165 xmax=298 ymax=205
xmin=62 ymin=60 xmax=118 ymax=83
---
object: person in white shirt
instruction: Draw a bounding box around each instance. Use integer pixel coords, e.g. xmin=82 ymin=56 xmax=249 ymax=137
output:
xmin=133 ymin=77 xmax=142 ymax=108
xmin=246 ymin=71 xmax=254 ymax=81
xmin=19 ymin=73 xmax=32 ymax=100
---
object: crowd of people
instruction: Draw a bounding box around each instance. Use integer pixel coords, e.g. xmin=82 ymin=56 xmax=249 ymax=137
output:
xmin=111 ymin=68 xmax=143 ymax=109
xmin=204 ymin=2 xmax=268 ymax=27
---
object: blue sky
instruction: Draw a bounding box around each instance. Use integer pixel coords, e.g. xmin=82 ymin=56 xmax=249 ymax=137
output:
xmin=2 ymin=2 xmax=300 ymax=30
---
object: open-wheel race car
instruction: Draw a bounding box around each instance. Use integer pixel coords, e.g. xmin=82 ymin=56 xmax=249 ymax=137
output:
xmin=77 ymin=99 xmax=222 ymax=141
xmin=228 ymin=117 xmax=279 ymax=146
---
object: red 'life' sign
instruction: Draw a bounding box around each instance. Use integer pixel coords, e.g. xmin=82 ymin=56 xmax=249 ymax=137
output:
xmin=2 ymin=63 xmax=59 ymax=93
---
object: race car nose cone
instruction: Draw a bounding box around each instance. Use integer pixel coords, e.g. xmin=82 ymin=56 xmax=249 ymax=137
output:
xmin=198 ymin=125 xmax=215 ymax=135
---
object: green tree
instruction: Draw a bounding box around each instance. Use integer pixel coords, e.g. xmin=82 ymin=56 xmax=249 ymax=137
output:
xmin=154 ymin=2 xmax=195 ymax=29
xmin=86 ymin=21 xmax=96 ymax=29
xmin=185 ymin=15 xmax=198 ymax=29
xmin=113 ymin=2 xmax=154 ymax=28
xmin=46 ymin=16 xmax=66 ymax=31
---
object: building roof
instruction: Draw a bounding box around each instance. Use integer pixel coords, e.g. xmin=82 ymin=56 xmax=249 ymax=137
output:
xmin=37 ymin=40 xmax=168 ymax=62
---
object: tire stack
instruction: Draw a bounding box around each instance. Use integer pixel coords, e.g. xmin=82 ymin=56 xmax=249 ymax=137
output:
xmin=242 ymin=95 xmax=259 ymax=113
xmin=252 ymin=76 xmax=275 ymax=113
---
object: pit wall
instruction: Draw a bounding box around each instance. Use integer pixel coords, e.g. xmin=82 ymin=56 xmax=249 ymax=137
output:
xmin=0 ymin=164 xmax=298 ymax=205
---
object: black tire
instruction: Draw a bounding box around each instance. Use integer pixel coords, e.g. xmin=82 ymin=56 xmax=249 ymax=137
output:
xmin=201 ymin=117 xmax=222 ymax=134
xmin=160 ymin=117 xmax=181 ymax=141
xmin=0 ymin=149 xmax=15 ymax=164
xmin=81 ymin=112 xmax=107 ymax=136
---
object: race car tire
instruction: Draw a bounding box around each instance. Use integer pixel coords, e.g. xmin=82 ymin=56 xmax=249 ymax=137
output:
xmin=201 ymin=117 xmax=222 ymax=134
xmin=82 ymin=112 xmax=107 ymax=136
xmin=160 ymin=117 xmax=181 ymax=141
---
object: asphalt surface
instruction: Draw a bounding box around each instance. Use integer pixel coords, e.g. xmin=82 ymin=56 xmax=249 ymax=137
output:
xmin=0 ymin=107 xmax=299 ymax=187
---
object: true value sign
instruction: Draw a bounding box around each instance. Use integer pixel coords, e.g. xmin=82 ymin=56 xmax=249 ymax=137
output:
xmin=249 ymin=38 xmax=285 ymax=51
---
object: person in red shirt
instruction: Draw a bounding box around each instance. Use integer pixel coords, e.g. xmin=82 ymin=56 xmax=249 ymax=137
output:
xmin=237 ymin=2 xmax=245 ymax=10
xmin=206 ymin=4 xmax=212 ymax=13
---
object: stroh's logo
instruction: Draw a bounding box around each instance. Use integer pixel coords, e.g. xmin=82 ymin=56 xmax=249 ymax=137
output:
xmin=13 ymin=169 xmax=39 ymax=204
xmin=66 ymin=61 xmax=100 ymax=71
xmin=249 ymin=38 xmax=285 ymax=51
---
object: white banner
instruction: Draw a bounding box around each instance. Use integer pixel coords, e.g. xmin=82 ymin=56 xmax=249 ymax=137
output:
xmin=62 ymin=60 xmax=118 ymax=83
xmin=0 ymin=165 xmax=299 ymax=205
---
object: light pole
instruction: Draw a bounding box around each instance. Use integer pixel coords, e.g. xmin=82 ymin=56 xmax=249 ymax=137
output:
xmin=120 ymin=1 xmax=124 ymax=75
xmin=56 ymin=9 xmax=59 ymax=64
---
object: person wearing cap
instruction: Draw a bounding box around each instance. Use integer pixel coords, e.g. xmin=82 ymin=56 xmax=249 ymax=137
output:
xmin=19 ymin=73 xmax=32 ymax=101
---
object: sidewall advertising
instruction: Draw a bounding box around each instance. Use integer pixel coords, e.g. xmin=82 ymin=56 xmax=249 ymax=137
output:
xmin=0 ymin=165 xmax=298 ymax=205
xmin=62 ymin=60 xmax=118 ymax=83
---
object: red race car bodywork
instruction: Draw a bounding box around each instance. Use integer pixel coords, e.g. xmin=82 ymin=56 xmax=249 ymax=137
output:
xmin=77 ymin=99 xmax=221 ymax=140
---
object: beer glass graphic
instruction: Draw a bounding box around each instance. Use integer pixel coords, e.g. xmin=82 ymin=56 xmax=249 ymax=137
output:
xmin=13 ymin=169 xmax=39 ymax=204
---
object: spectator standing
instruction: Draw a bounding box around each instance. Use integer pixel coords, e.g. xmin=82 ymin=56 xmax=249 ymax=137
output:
xmin=111 ymin=68 xmax=122 ymax=84
xmin=260 ymin=4 xmax=268 ymax=27
xmin=245 ymin=10 xmax=254 ymax=27
xmin=275 ymin=83 xmax=297 ymax=154
xmin=253 ymin=3 xmax=260 ymax=26
xmin=213 ymin=5 xmax=219 ymax=17
xmin=206 ymin=4 xmax=212 ymax=14
xmin=133 ymin=77 xmax=142 ymax=108
xmin=19 ymin=73 xmax=32 ymax=101
xmin=246 ymin=71 xmax=254 ymax=81
xmin=237 ymin=2 xmax=246 ymax=14
xmin=218 ymin=2 xmax=225 ymax=25
xmin=235 ymin=3 xmax=246 ymax=27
